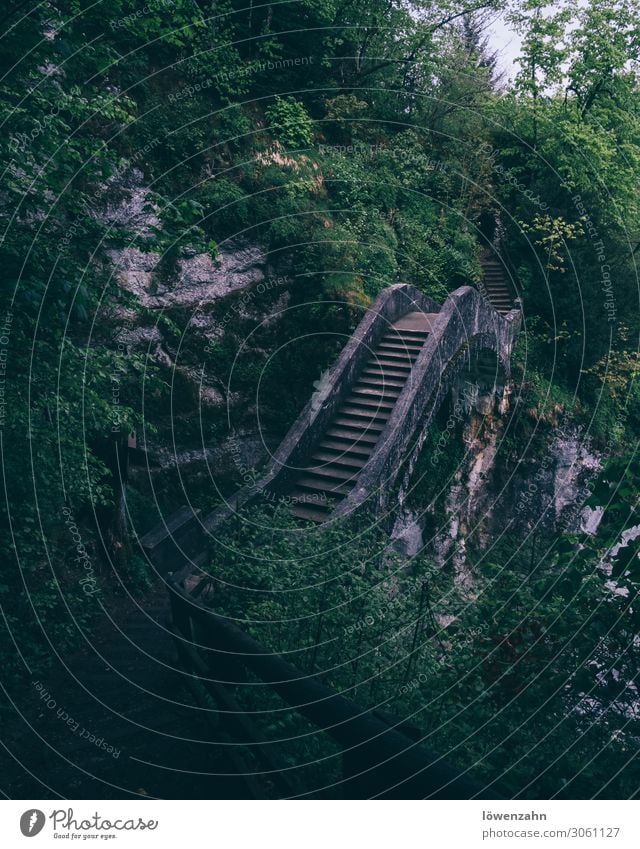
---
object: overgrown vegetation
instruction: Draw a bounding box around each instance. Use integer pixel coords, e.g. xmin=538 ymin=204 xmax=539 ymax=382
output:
xmin=1 ymin=0 xmax=639 ymax=796
xmin=203 ymin=485 xmax=640 ymax=798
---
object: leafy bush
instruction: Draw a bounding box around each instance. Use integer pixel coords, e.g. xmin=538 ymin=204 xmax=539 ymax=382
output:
xmin=265 ymin=97 xmax=314 ymax=149
xmin=195 ymin=178 xmax=251 ymax=240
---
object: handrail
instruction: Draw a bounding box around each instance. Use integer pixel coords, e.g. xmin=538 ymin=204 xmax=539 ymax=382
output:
xmin=167 ymin=570 xmax=501 ymax=799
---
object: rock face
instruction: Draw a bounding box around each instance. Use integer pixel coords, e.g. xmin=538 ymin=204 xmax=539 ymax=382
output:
xmin=436 ymin=407 xmax=504 ymax=583
xmin=100 ymin=168 xmax=288 ymax=515
xmin=434 ymin=413 xmax=601 ymax=577
xmin=107 ymin=238 xmax=276 ymax=428
xmin=108 ymin=241 xmax=267 ymax=309
xmin=551 ymin=427 xmax=602 ymax=533
xmin=389 ymin=509 xmax=424 ymax=558
xmin=392 ymin=404 xmax=604 ymax=578
xmin=100 ymin=166 xmax=269 ymax=310
xmin=97 ymin=166 xmax=160 ymax=237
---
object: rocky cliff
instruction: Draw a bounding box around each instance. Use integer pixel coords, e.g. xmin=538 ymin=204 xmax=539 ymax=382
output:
xmin=391 ymin=385 xmax=604 ymax=581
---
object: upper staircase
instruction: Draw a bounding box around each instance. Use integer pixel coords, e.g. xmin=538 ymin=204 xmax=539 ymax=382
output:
xmin=480 ymin=251 xmax=516 ymax=315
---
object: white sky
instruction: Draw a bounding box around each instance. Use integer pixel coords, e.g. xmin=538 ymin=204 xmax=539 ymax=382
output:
xmin=478 ymin=12 xmax=522 ymax=82
xmin=485 ymin=11 xmax=523 ymax=82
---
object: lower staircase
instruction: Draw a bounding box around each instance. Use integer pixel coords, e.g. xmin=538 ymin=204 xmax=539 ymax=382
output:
xmin=289 ymin=311 xmax=438 ymax=522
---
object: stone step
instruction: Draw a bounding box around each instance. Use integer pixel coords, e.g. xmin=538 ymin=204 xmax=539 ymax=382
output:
xmin=351 ymin=384 xmax=406 ymax=403
xmin=363 ymin=366 xmax=411 ymax=380
xmin=354 ymin=377 xmax=404 ymax=391
xmin=296 ymin=466 xmax=357 ymax=484
xmin=295 ymin=476 xmax=352 ymax=496
xmin=339 ymin=404 xmax=391 ymax=422
xmin=380 ymin=334 xmax=424 ymax=349
xmin=311 ymin=450 xmax=368 ymax=470
xmin=289 ymin=503 xmax=330 ymax=523
xmin=367 ymin=356 xmax=412 ymax=371
xmin=356 ymin=375 xmax=405 ymax=391
xmin=352 ymin=384 xmax=402 ymax=400
xmin=377 ymin=333 xmax=423 ymax=354
xmin=371 ymin=354 xmax=416 ymax=369
xmin=301 ymin=463 xmax=357 ymax=482
xmin=289 ymin=485 xmax=337 ymax=505
xmin=385 ymin=331 xmax=429 ymax=344
xmin=345 ymin=394 xmax=395 ymax=411
xmin=292 ymin=475 xmax=352 ymax=496
xmin=377 ymin=340 xmax=421 ymax=353
xmin=318 ymin=438 xmax=373 ymax=457
xmin=325 ymin=426 xmax=380 ymax=444
xmin=332 ymin=416 xmax=385 ymax=432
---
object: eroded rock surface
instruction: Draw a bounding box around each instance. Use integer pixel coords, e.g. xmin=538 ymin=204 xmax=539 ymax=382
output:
xmin=108 ymin=240 xmax=267 ymax=309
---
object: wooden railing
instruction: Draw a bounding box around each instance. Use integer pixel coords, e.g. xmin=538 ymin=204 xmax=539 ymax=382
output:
xmin=166 ymin=562 xmax=502 ymax=800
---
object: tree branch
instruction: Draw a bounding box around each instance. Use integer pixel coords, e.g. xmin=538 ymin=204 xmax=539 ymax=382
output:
xmin=356 ymin=1 xmax=497 ymax=80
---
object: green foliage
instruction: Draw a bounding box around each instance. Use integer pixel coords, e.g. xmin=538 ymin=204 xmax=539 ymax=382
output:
xmin=194 ymin=178 xmax=251 ymax=241
xmin=265 ymin=97 xmax=315 ymax=149
xmin=204 ymin=506 xmax=435 ymax=709
xmin=406 ymin=409 xmax=467 ymax=510
xmin=203 ymin=494 xmax=640 ymax=798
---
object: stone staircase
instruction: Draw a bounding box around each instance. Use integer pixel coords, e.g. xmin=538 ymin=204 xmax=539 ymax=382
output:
xmin=289 ymin=311 xmax=438 ymax=522
xmin=140 ymin=283 xmax=521 ymax=542
xmin=481 ymin=252 xmax=515 ymax=315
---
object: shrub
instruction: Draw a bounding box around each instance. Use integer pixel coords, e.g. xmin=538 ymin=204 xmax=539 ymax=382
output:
xmin=265 ymin=96 xmax=314 ymax=149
